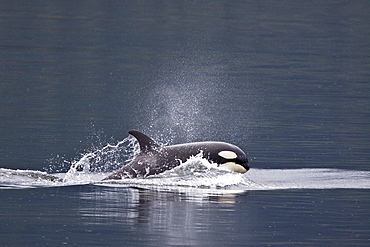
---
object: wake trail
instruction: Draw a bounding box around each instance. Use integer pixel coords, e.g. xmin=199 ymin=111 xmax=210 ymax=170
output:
xmin=243 ymin=168 xmax=370 ymax=190
xmin=1 ymin=166 xmax=369 ymax=191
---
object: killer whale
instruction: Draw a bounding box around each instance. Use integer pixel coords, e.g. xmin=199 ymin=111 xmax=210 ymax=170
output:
xmin=103 ymin=130 xmax=249 ymax=180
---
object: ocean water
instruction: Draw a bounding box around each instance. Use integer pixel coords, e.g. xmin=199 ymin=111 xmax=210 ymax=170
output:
xmin=1 ymin=0 xmax=370 ymax=246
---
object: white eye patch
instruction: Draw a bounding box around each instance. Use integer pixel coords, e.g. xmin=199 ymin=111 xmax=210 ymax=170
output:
xmin=218 ymin=150 xmax=237 ymax=159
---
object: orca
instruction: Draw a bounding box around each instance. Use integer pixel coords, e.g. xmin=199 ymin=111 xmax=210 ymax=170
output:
xmin=103 ymin=130 xmax=249 ymax=180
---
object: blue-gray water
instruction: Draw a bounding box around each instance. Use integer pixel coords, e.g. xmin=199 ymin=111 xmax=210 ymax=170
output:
xmin=1 ymin=0 xmax=369 ymax=246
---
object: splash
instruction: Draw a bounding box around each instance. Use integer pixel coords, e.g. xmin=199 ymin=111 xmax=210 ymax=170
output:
xmin=62 ymin=135 xmax=139 ymax=183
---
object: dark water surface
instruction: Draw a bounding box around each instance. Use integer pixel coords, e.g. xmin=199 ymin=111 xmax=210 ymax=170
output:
xmin=1 ymin=0 xmax=369 ymax=246
xmin=1 ymin=186 xmax=369 ymax=246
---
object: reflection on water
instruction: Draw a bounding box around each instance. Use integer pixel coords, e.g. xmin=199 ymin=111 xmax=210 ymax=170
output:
xmin=76 ymin=186 xmax=370 ymax=246
xmin=78 ymin=186 xmax=243 ymax=246
xmin=79 ymin=186 xmax=241 ymax=222
xmin=1 ymin=185 xmax=369 ymax=246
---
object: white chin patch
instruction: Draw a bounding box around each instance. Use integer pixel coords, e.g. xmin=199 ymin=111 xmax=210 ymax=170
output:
xmin=218 ymin=150 xmax=237 ymax=159
xmin=219 ymin=162 xmax=247 ymax=173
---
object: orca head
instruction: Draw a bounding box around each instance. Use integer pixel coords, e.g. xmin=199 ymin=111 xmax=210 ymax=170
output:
xmin=211 ymin=146 xmax=250 ymax=173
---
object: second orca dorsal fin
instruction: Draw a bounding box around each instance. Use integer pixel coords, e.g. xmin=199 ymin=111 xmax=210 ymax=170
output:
xmin=128 ymin=130 xmax=161 ymax=153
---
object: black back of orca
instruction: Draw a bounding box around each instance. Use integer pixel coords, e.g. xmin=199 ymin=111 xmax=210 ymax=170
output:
xmin=103 ymin=130 xmax=249 ymax=180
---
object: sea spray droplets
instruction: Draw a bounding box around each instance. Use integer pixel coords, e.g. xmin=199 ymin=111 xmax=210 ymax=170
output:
xmin=63 ymin=135 xmax=139 ymax=182
xmin=86 ymin=135 xmax=140 ymax=173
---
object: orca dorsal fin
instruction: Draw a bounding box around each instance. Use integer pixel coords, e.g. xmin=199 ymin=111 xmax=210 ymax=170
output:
xmin=128 ymin=130 xmax=161 ymax=153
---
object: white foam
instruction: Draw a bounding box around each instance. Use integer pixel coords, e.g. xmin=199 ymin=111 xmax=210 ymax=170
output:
xmin=1 ymin=160 xmax=369 ymax=191
xmin=98 ymin=156 xmax=245 ymax=190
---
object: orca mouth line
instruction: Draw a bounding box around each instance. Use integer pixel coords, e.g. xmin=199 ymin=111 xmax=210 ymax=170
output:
xmin=219 ymin=163 xmax=248 ymax=173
